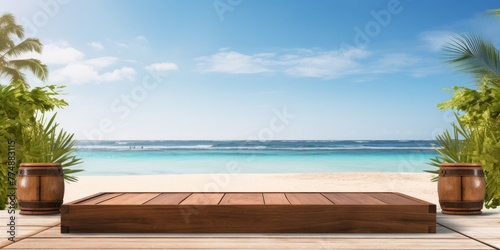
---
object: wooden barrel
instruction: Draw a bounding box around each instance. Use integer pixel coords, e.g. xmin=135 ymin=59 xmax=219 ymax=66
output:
xmin=438 ymin=163 xmax=485 ymax=215
xmin=16 ymin=163 xmax=65 ymax=215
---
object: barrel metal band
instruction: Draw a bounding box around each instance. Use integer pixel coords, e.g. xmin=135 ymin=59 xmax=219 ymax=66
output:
xmin=19 ymin=201 xmax=63 ymax=209
xmin=18 ymin=168 xmax=63 ymax=176
xmin=440 ymin=201 xmax=484 ymax=209
xmin=439 ymin=169 xmax=484 ymax=177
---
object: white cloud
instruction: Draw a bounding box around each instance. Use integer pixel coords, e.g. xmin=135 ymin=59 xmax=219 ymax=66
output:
xmin=196 ymin=48 xmax=369 ymax=78
xmin=370 ymin=53 xmax=421 ymax=73
xmin=51 ymin=64 xmax=136 ymax=84
xmin=420 ymin=31 xmax=453 ymax=52
xmin=281 ymin=49 xmax=369 ymax=78
xmin=50 ymin=63 xmax=100 ymax=84
xmin=88 ymin=42 xmax=104 ymax=50
xmin=145 ymin=62 xmax=179 ymax=72
xmin=366 ymin=53 xmax=440 ymax=77
xmin=136 ymin=35 xmax=148 ymax=42
xmin=196 ymin=47 xmax=436 ymax=80
xmin=25 ymin=40 xmax=85 ymax=65
xmin=197 ymin=51 xmax=273 ymax=74
xmin=115 ymin=42 xmax=129 ymax=49
xmin=101 ymin=67 xmax=136 ymax=81
xmin=85 ymin=57 xmax=118 ymax=68
xmin=36 ymin=41 xmax=137 ymax=84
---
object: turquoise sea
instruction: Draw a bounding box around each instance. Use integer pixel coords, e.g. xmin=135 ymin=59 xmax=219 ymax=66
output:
xmin=74 ymin=140 xmax=439 ymax=176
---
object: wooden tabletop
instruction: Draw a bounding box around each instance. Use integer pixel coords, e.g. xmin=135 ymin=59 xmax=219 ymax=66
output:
xmin=68 ymin=192 xmax=433 ymax=206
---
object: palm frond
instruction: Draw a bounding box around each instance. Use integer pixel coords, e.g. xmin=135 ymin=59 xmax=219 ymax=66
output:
xmin=21 ymin=113 xmax=84 ymax=182
xmin=444 ymin=34 xmax=500 ymax=79
xmin=9 ymin=58 xmax=48 ymax=81
xmin=0 ymin=14 xmax=24 ymax=54
xmin=425 ymin=113 xmax=474 ymax=181
xmin=5 ymin=38 xmax=43 ymax=57
xmin=0 ymin=64 xmax=27 ymax=85
xmin=0 ymin=25 xmax=24 ymax=52
xmin=486 ymin=9 xmax=500 ymax=17
xmin=0 ymin=14 xmax=23 ymax=39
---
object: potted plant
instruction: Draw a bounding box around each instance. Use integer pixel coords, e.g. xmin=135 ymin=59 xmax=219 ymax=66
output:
xmin=427 ymin=117 xmax=486 ymax=215
xmin=16 ymin=113 xmax=83 ymax=214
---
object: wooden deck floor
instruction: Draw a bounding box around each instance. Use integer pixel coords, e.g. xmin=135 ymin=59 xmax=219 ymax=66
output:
xmin=1 ymin=209 xmax=499 ymax=249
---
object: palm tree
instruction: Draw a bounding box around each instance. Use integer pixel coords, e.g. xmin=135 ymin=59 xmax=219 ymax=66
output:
xmin=0 ymin=13 xmax=48 ymax=89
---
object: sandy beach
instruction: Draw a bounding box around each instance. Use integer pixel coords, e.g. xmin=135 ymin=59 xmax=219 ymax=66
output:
xmin=65 ymin=172 xmax=440 ymax=209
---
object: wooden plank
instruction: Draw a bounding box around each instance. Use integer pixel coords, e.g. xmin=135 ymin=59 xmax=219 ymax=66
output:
xmin=75 ymin=193 xmax=123 ymax=205
xmin=0 ymin=226 xmax=54 ymax=248
xmin=4 ymin=238 xmax=491 ymax=249
xmin=322 ymin=193 xmax=386 ymax=205
xmin=479 ymin=239 xmax=500 ymax=249
xmin=220 ymin=193 xmax=264 ymax=205
xmin=286 ymin=193 xmax=332 ymax=205
xmin=180 ymin=193 xmax=224 ymax=205
xmin=35 ymin=225 xmax=460 ymax=239
xmin=369 ymin=193 xmax=424 ymax=205
xmin=145 ymin=193 xmax=190 ymax=205
xmin=98 ymin=193 xmax=160 ymax=205
xmin=263 ymin=193 xmax=290 ymax=204
xmin=2 ymin=215 xmax=60 ymax=227
xmin=396 ymin=193 xmax=435 ymax=205
xmin=63 ymin=192 xmax=107 ymax=205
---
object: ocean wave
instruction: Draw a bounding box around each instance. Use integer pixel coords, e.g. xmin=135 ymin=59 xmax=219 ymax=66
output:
xmin=253 ymin=147 xmax=435 ymax=151
xmin=76 ymin=145 xmax=435 ymax=151
xmin=76 ymin=145 xmax=214 ymax=150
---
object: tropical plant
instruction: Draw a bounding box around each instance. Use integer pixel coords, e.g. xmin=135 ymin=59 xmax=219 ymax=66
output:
xmin=0 ymin=82 xmax=77 ymax=209
xmin=0 ymin=13 xmax=48 ymax=89
xmin=426 ymin=115 xmax=485 ymax=180
xmin=427 ymin=18 xmax=500 ymax=208
xmin=22 ymin=113 xmax=83 ymax=182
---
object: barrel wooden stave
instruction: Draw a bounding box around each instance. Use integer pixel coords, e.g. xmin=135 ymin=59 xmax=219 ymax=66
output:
xmin=438 ymin=163 xmax=485 ymax=215
xmin=16 ymin=163 xmax=64 ymax=215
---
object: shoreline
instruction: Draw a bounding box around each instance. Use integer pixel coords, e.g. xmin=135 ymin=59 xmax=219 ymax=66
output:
xmin=65 ymin=172 xmax=440 ymax=209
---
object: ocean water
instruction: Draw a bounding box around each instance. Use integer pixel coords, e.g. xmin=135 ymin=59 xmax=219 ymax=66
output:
xmin=74 ymin=140 xmax=439 ymax=176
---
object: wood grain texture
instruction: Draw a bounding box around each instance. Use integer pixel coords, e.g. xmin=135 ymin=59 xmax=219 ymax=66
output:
xmin=323 ymin=193 xmax=386 ymax=205
xmin=286 ymin=193 xmax=332 ymax=205
xmin=98 ymin=193 xmax=160 ymax=205
xmin=61 ymin=192 xmax=436 ymax=233
xmin=220 ymin=193 xmax=264 ymax=205
xmin=368 ymin=193 xmax=424 ymax=205
xmin=145 ymin=193 xmax=190 ymax=205
xmin=263 ymin=193 xmax=290 ymax=204
xmin=4 ymin=238 xmax=492 ymax=250
xmin=75 ymin=193 xmax=123 ymax=205
xmin=180 ymin=193 xmax=224 ymax=205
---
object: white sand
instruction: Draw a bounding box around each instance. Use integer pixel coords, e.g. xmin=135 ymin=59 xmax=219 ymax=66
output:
xmin=65 ymin=172 xmax=440 ymax=208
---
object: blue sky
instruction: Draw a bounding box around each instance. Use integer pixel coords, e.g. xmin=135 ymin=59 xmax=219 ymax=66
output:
xmin=2 ymin=0 xmax=499 ymax=140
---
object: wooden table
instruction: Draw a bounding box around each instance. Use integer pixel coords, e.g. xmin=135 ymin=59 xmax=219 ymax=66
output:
xmin=61 ymin=192 xmax=436 ymax=233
